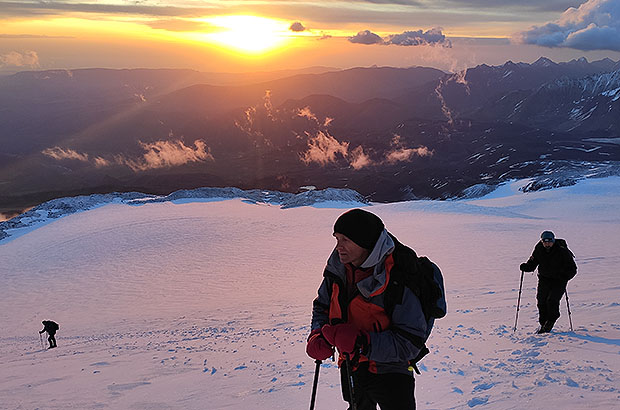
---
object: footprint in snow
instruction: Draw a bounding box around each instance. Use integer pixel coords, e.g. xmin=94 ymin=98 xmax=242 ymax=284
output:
xmin=467 ymin=396 xmax=489 ymax=407
xmin=473 ymin=382 xmax=496 ymax=392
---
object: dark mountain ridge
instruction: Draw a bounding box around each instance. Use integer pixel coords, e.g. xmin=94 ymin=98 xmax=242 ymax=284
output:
xmin=1 ymin=59 xmax=620 ymax=218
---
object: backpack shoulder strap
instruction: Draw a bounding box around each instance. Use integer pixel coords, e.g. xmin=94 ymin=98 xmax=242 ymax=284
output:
xmin=383 ymin=235 xmax=416 ymax=317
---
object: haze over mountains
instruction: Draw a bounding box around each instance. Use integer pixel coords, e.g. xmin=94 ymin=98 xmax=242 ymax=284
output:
xmin=1 ymin=57 xmax=620 ymax=217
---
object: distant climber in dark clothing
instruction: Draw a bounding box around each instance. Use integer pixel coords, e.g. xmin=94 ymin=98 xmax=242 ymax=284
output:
xmin=40 ymin=320 xmax=59 ymax=348
xmin=520 ymin=231 xmax=577 ymax=333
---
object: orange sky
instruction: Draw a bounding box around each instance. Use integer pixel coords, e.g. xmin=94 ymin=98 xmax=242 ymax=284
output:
xmin=1 ymin=1 xmax=619 ymax=74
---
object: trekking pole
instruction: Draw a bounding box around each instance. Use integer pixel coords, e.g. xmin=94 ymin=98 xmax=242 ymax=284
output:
xmin=565 ymin=290 xmax=574 ymax=332
xmin=309 ymin=360 xmax=321 ymax=410
xmin=344 ymin=353 xmax=357 ymax=410
xmin=39 ymin=332 xmax=44 ymax=349
xmin=513 ymin=270 xmax=525 ymax=332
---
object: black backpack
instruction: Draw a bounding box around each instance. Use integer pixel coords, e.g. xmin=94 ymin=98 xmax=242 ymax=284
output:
xmin=383 ymin=235 xmax=446 ymax=372
xmin=47 ymin=321 xmax=59 ymax=331
xmin=554 ymin=238 xmax=573 ymax=256
xmin=554 ymin=238 xmax=577 ymax=280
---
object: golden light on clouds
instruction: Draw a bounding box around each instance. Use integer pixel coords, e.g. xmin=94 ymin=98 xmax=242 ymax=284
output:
xmin=198 ymin=15 xmax=293 ymax=54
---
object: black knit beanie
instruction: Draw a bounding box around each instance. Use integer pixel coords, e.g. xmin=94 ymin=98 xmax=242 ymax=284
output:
xmin=333 ymin=209 xmax=384 ymax=250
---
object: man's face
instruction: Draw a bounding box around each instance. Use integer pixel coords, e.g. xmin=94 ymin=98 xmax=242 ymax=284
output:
xmin=542 ymin=239 xmax=554 ymax=249
xmin=334 ymin=233 xmax=369 ymax=267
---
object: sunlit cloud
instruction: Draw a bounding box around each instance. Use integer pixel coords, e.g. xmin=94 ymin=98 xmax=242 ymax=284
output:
xmin=42 ymin=147 xmax=88 ymax=162
xmin=297 ymin=106 xmax=319 ymax=123
xmin=349 ymin=145 xmax=374 ymax=169
xmin=131 ymin=139 xmax=214 ymax=171
xmin=297 ymin=107 xmax=373 ymax=170
xmin=0 ymin=50 xmax=40 ymax=68
xmin=234 ymin=91 xmax=279 ymax=144
xmin=145 ymin=18 xmax=211 ymax=32
xmin=42 ymin=139 xmax=214 ymax=171
xmin=300 ymin=131 xmax=349 ymax=166
xmin=0 ymin=34 xmax=73 ymax=39
xmin=385 ymin=134 xmax=433 ymax=163
xmin=515 ymin=0 xmax=620 ymax=51
xmin=349 ymin=28 xmax=451 ymax=47
xmin=93 ymin=156 xmax=111 ymax=168
xmin=385 ymin=146 xmax=432 ymax=163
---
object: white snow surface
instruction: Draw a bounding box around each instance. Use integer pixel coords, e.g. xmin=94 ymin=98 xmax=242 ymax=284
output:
xmin=1 ymin=177 xmax=620 ymax=409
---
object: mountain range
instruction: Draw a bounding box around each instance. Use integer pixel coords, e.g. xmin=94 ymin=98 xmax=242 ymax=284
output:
xmin=1 ymin=57 xmax=619 ymax=217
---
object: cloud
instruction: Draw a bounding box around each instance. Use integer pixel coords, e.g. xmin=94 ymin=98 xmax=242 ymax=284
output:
xmin=0 ymin=2 xmax=220 ymax=19
xmin=300 ymin=131 xmax=349 ymax=166
xmin=349 ymin=28 xmax=451 ymax=47
xmin=297 ymin=106 xmax=319 ymax=123
xmin=386 ymin=28 xmax=451 ymax=47
xmin=42 ymin=147 xmax=89 ymax=162
xmin=93 ymin=156 xmax=111 ymax=168
xmin=349 ymin=30 xmax=384 ymax=45
xmin=385 ymin=146 xmax=433 ymax=163
xmin=145 ymin=18 xmax=211 ymax=32
xmin=300 ymin=131 xmax=432 ymax=169
xmin=297 ymin=106 xmax=333 ymax=128
xmin=441 ymin=0 xmax=582 ymax=13
xmin=385 ymin=134 xmax=433 ymax=163
xmin=289 ymin=21 xmax=306 ymax=32
xmin=123 ymin=139 xmax=214 ymax=171
xmin=42 ymin=139 xmax=213 ymax=171
xmin=234 ymin=91 xmax=279 ymax=144
xmin=0 ymin=34 xmax=72 ymax=39
xmin=0 ymin=50 xmax=40 ymax=68
xmin=515 ymin=0 xmax=620 ymax=51
xmin=349 ymin=146 xmax=374 ymax=169
xmin=297 ymin=108 xmax=364 ymax=166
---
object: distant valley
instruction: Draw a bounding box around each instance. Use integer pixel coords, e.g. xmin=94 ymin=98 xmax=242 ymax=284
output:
xmin=1 ymin=58 xmax=620 ymax=218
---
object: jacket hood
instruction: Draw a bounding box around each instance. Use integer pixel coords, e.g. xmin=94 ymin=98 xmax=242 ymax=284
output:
xmin=325 ymin=229 xmax=395 ymax=297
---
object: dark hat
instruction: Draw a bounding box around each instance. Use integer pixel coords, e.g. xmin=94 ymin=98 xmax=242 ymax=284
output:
xmin=334 ymin=209 xmax=384 ymax=250
xmin=541 ymin=231 xmax=555 ymax=242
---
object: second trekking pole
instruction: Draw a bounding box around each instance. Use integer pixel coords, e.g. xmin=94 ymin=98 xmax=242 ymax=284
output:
xmin=565 ymin=290 xmax=574 ymax=332
xmin=344 ymin=353 xmax=357 ymax=410
xmin=514 ymin=270 xmax=525 ymax=332
xmin=309 ymin=360 xmax=321 ymax=410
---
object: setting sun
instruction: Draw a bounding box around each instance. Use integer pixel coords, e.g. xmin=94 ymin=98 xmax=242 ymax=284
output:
xmin=201 ymin=15 xmax=292 ymax=54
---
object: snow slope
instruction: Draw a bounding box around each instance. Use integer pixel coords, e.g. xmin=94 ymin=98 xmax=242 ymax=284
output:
xmin=1 ymin=178 xmax=619 ymax=409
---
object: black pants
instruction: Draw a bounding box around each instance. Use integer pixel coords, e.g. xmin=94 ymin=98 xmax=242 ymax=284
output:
xmin=536 ymin=276 xmax=567 ymax=326
xmin=341 ymin=363 xmax=415 ymax=410
xmin=47 ymin=332 xmax=57 ymax=348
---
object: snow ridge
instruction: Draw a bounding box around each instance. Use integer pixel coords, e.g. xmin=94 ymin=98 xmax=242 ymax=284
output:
xmin=0 ymin=187 xmax=367 ymax=243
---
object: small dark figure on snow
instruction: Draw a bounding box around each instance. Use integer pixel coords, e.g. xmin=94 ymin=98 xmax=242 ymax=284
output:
xmin=40 ymin=320 xmax=59 ymax=348
xmin=520 ymin=231 xmax=577 ymax=334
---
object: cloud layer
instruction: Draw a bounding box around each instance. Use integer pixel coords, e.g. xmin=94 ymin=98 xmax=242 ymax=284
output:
xmin=515 ymin=0 xmax=620 ymax=51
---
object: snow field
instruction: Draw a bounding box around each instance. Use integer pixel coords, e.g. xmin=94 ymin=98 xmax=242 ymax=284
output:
xmin=1 ymin=178 xmax=619 ymax=409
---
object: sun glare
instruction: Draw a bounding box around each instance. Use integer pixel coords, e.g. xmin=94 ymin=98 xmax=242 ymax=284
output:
xmin=202 ymin=15 xmax=291 ymax=54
